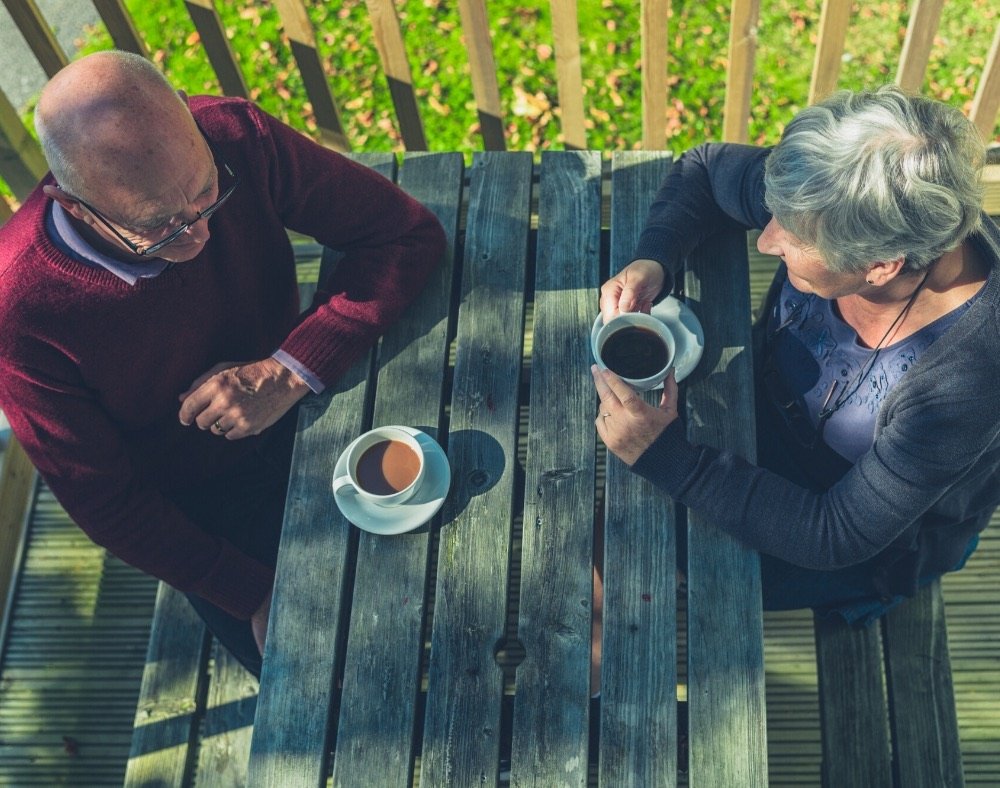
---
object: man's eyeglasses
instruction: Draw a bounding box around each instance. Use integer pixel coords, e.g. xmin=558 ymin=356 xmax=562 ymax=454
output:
xmin=71 ymin=157 xmax=239 ymax=257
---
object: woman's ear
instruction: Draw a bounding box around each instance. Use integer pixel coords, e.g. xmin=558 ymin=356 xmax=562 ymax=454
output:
xmin=864 ymin=256 xmax=906 ymax=286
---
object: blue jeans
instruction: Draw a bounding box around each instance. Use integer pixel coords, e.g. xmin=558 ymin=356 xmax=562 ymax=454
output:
xmin=168 ymin=408 xmax=298 ymax=678
xmin=759 ymin=535 xmax=980 ymax=627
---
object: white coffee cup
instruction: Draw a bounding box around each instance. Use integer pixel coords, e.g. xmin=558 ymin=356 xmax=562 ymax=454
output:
xmin=594 ymin=311 xmax=676 ymax=391
xmin=332 ymin=426 xmax=426 ymax=507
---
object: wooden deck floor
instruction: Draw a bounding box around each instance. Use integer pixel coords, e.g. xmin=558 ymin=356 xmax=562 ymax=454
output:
xmin=0 ymin=247 xmax=997 ymax=786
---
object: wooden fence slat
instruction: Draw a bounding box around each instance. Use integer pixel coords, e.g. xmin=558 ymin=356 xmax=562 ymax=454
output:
xmin=420 ymin=152 xmax=533 ymax=785
xmin=456 ymin=0 xmax=506 ymax=150
xmin=331 ymin=152 xmax=463 ymax=784
xmin=723 ymin=0 xmax=760 ymax=144
xmin=273 ymin=0 xmax=351 ymax=152
xmin=813 ymin=613 xmax=892 ymax=786
xmin=684 ymin=229 xmax=768 ymax=785
xmin=91 ymin=0 xmax=149 ymax=57
xmin=509 ymin=150 xmax=600 ymax=783
xmin=183 ymin=0 xmax=249 ymax=100
xmin=0 ymin=89 xmax=47 ymax=200
xmin=1 ymin=0 xmax=67 ymax=77
xmin=125 ymin=583 xmax=210 ymax=788
xmin=808 ymin=0 xmax=852 ymax=105
xmin=970 ymin=22 xmax=1000 ymax=142
xmin=365 ymin=0 xmax=427 ymax=151
xmin=895 ymin=0 xmax=945 ymax=93
xmin=549 ymin=0 xmax=587 ymax=150
xmin=601 ymin=150 xmax=678 ymax=787
xmin=641 ymin=0 xmax=669 ymax=150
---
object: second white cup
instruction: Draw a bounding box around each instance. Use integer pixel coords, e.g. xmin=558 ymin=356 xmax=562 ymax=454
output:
xmin=332 ymin=426 xmax=426 ymax=507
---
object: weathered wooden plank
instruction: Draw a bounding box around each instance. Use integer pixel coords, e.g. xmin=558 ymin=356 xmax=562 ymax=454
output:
xmin=331 ymin=153 xmax=463 ymax=784
xmin=364 ymin=0 xmax=427 ymax=150
xmin=0 ymin=90 xmax=47 ymax=201
xmin=183 ymin=0 xmax=250 ymax=99
xmin=509 ymin=151 xmax=600 ymax=785
xmin=420 ymin=152 xmax=533 ymax=785
xmin=125 ymin=583 xmax=210 ymax=788
xmin=91 ymin=0 xmax=149 ymax=56
xmin=970 ymin=22 xmax=1000 ymax=142
xmin=723 ymin=0 xmax=760 ymax=143
xmin=195 ymin=642 xmax=257 ymax=788
xmin=246 ymin=368 xmax=374 ymax=786
xmin=456 ymin=0 xmax=506 ymax=150
xmin=550 ymin=0 xmax=587 ymax=150
xmin=1 ymin=0 xmax=67 ymax=77
xmin=600 ymin=150 xmax=678 ymax=787
xmin=896 ymin=0 xmax=946 ymax=92
xmin=813 ymin=613 xmax=892 ymax=787
xmin=273 ymin=0 xmax=351 ymax=152
xmin=641 ymin=0 xmax=669 ymax=150
xmin=684 ymin=228 xmax=767 ymax=785
xmin=884 ymin=581 xmax=965 ymax=788
xmin=808 ymin=0 xmax=851 ymax=104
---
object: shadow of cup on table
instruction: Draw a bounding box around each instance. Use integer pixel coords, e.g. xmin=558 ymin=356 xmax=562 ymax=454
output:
xmin=435 ymin=428 xmax=506 ymax=530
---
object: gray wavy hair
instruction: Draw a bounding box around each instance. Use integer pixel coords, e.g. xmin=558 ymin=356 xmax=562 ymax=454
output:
xmin=763 ymin=85 xmax=986 ymax=273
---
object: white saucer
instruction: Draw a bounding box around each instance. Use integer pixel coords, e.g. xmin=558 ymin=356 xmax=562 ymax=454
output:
xmin=332 ymin=427 xmax=451 ymax=535
xmin=590 ymin=295 xmax=705 ymax=385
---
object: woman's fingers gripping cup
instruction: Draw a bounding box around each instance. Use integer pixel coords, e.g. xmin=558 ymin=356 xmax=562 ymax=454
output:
xmin=599 ymin=258 xmax=666 ymax=324
xmin=592 ymin=364 xmax=678 ymax=466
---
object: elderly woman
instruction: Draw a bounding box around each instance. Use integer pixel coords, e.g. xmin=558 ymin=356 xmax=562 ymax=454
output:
xmin=592 ymin=86 xmax=999 ymax=624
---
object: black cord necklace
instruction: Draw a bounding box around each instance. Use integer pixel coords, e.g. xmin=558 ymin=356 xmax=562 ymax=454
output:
xmin=814 ymin=268 xmax=932 ymax=440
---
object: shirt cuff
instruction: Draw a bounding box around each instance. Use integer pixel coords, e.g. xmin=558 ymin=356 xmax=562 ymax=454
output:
xmin=271 ymin=349 xmax=325 ymax=394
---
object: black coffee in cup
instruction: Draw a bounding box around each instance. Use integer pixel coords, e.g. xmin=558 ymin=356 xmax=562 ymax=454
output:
xmin=600 ymin=326 xmax=669 ymax=379
xmin=356 ymin=439 xmax=421 ymax=495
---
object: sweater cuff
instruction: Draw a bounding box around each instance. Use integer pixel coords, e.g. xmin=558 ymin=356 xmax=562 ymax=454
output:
xmin=193 ymin=540 xmax=275 ymax=620
xmin=630 ymin=418 xmax=702 ymax=496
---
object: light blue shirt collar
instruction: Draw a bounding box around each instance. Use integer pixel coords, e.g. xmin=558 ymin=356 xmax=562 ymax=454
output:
xmin=51 ymin=202 xmax=170 ymax=285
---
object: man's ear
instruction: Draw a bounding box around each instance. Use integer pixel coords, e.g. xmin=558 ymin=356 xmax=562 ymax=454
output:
xmin=43 ymin=184 xmax=88 ymax=223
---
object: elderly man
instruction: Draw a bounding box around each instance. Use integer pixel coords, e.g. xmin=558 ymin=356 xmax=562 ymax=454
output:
xmin=0 ymin=51 xmax=445 ymax=676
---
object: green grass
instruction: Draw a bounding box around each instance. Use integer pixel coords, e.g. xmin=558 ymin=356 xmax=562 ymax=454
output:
xmin=37 ymin=0 xmax=1000 ymax=153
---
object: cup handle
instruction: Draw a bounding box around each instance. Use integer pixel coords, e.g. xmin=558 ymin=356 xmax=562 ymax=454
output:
xmin=332 ymin=475 xmax=356 ymax=496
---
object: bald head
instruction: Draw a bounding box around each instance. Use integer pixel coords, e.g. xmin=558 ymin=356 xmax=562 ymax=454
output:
xmin=35 ymin=51 xmax=199 ymax=202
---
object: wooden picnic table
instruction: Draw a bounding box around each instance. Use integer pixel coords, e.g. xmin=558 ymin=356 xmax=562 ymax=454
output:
xmin=246 ymin=150 xmax=767 ymax=787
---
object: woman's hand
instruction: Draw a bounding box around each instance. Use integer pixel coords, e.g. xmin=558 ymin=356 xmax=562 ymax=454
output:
xmin=592 ymin=364 xmax=678 ymax=465
xmin=599 ymin=258 xmax=665 ymax=324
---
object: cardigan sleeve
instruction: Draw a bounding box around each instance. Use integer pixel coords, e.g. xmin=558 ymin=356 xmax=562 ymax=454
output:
xmin=632 ymin=143 xmax=773 ymax=294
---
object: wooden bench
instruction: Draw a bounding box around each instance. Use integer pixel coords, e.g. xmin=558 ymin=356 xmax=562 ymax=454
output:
xmin=814 ymin=580 xmax=964 ymax=787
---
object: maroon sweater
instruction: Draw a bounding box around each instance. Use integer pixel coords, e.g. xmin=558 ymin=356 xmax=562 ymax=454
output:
xmin=0 ymin=97 xmax=445 ymax=618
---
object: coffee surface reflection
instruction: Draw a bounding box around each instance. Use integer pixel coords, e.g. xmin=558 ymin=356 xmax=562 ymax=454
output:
xmin=356 ymin=439 xmax=421 ymax=495
xmin=600 ymin=326 xmax=669 ymax=379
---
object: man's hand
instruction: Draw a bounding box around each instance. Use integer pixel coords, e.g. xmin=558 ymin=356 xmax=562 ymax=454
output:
xmin=178 ymin=357 xmax=310 ymax=439
xmin=599 ymin=258 xmax=666 ymax=324
xmin=592 ymin=364 xmax=678 ymax=465
xmin=250 ymin=587 xmax=273 ymax=657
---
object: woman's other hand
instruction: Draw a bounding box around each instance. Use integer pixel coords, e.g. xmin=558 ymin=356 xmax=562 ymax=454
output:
xmin=599 ymin=258 xmax=665 ymax=324
xmin=592 ymin=364 xmax=678 ymax=465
